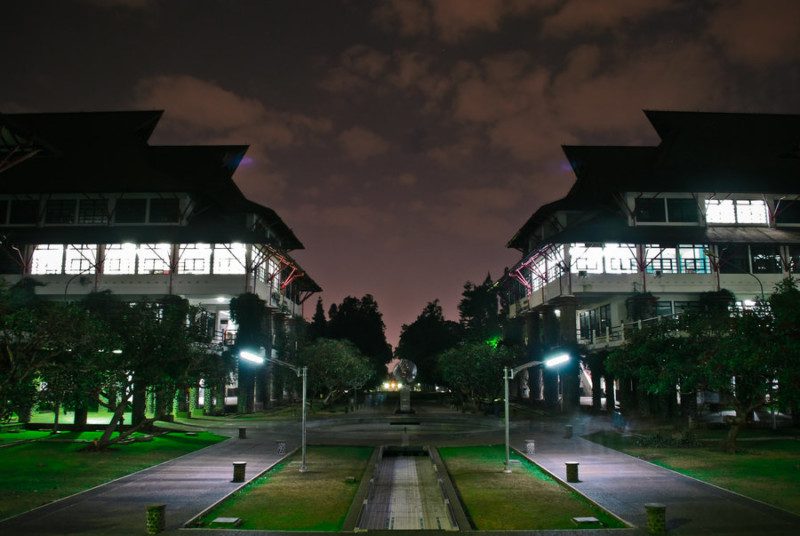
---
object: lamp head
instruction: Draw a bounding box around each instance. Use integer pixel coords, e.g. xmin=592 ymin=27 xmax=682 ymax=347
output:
xmin=240 ymin=349 xmax=265 ymax=365
xmin=544 ymin=353 xmax=570 ymax=368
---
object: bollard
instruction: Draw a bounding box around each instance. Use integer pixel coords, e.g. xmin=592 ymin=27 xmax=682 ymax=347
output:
xmin=232 ymin=461 xmax=247 ymax=483
xmin=146 ymin=504 xmax=166 ymax=535
xmin=238 ymin=427 xmax=247 ymax=439
xmin=525 ymin=439 xmax=536 ymax=455
xmin=275 ymin=440 xmax=287 ymax=455
xmin=565 ymin=461 xmax=580 ymax=482
xmin=645 ymin=503 xmax=667 ymax=535
xmin=564 ymin=424 xmax=573 ymax=438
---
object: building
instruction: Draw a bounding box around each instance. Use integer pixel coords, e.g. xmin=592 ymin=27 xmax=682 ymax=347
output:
xmin=0 ymin=110 xmax=320 ymax=413
xmin=502 ymin=111 xmax=800 ymax=413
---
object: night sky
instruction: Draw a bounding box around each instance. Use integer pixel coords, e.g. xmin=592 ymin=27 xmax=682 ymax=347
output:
xmin=3 ymin=0 xmax=799 ymax=346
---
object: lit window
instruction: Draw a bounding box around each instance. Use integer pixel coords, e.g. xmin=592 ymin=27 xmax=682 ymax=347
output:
xmin=104 ymin=244 xmax=137 ymax=274
xmin=604 ymin=243 xmax=637 ymax=274
xmin=31 ymin=244 xmax=64 ymax=274
xmin=705 ymin=199 xmax=768 ymax=225
xmin=268 ymin=259 xmax=280 ymax=288
xmin=77 ymin=200 xmax=109 ymax=224
xmin=645 ymin=245 xmax=677 ymax=274
xmin=65 ymin=244 xmax=97 ymax=274
xmin=570 ymin=243 xmax=604 ymax=274
xmin=750 ymin=246 xmax=782 ymax=274
xmin=735 ymin=200 xmax=768 ymax=224
xmin=705 ymin=200 xmax=736 ymax=223
xmin=137 ymin=243 xmax=171 ymax=274
xmin=177 ymin=243 xmax=211 ymax=274
xmin=677 ymin=245 xmax=711 ymax=274
xmin=213 ymin=244 xmax=246 ymax=274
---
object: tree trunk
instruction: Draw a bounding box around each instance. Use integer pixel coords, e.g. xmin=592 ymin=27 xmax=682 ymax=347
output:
xmin=96 ymin=399 xmax=129 ymax=449
xmin=52 ymin=401 xmax=61 ymax=434
xmin=132 ymin=382 xmax=147 ymax=427
xmin=723 ymin=416 xmax=744 ymax=453
xmin=605 ymin=374 xmax=616 ymax=412
xmin=73 ymin=398 xmax=88 ymax=431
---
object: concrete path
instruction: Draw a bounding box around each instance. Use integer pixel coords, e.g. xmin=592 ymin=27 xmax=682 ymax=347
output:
xmin=513 ymin=419 xmax=800 ymax=536
xmin=0 ymin=424 xmax=298 ymax=536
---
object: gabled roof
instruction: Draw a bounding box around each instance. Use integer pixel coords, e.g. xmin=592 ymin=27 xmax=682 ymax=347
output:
xmin=507 ymin=110 xmax=800 ymax=251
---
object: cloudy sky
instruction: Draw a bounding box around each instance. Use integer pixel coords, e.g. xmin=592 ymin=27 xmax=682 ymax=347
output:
xmin=3 ymin=0 xmax=799 ymax=345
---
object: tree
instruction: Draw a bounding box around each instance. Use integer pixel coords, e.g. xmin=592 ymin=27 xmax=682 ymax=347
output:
xmin=458 ymin=274 xmax=501 ymax=342
xmin=298 ymin=338 xmax=373 ymax=407
xmin=437 ymin=342 xmax=515 ymax=410
xmin=229 ymin=292 xmax=268 ymax=413
xmin=769 ymin=277 xmax=800 ymax=427
xmin=396 ymin=300 xmax=461 ymax=385
xmin=308 ymin=297 xmax=327 ymax=340
xmin=328 ymin=295 xmax=392 ymax=380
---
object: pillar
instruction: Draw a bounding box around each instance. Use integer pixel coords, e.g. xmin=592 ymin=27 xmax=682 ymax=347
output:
xmin=553 ymin=296 xmax=580 ymax=413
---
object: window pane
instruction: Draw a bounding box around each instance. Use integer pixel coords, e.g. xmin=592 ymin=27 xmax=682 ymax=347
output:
xmin=719 ymin=244 xmax=749 ymax=274
xmin=45 ymin=199 xmax=77 ymax=224
xmin=667 ymin=199 xmax=698 ymax=223
xmin=31 ymin=244 xmax=64 ymax=274
xmin=104 ymin=243 xmax=137 ymax=274
xmin=789 ymin=246 xmax=800 ymax=273
xmin=604 ymin=243 xmax=638 ymax=274
xmin=78 ymin=199 xmax=108 ymax=224
xmin=65 ymin=244 xmax=97 ymax=274
xmin=776 ymin=200 xmax=800 ymax=225
xmin=114 ymin=199 xmax=147 ymax=223
xmin=137 ymin=243 xmax=171 ymax=274
xmin=177 ymin=243 xmax=211 ymax=274
xmin=149 ymin=199 xmax=180 ymax=223
xmin=705 ymin=200 xmax=735 ymax=224
xmin=655 ymin=301 xmax=673 ymax=316
xmin=570 ymin=243 xmax=604 ymax=274
xmin=635 ymin=198 xmax=666 ymax=222
xmin=213 ymin=243 xmax=246 ymax=274
xmin=750 ymin=245 xmax=782 ymax=274
xmin=645 ymin=245 xmax=677 ymax=274
xmin=9 ymin=200 xmax=40 ymax=224
xmin=678 ymin=245 xmax=711 ymax=274
xmin=736 ymin=200 xmax=768 ymax=224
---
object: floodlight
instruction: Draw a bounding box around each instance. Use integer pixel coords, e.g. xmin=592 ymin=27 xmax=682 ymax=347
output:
xmin=112 ymin=349 xmax=123 ymax=354
xmin=544 ymin=353 xmax=570 ymax=368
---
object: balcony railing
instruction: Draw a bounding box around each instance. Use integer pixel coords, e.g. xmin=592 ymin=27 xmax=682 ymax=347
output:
xmin=579 ymin=313 xmax=683 ymax=350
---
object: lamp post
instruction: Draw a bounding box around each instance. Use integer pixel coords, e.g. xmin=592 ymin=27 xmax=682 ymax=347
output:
xmin=504 ymin=352 xmax=570 ymax=473
xmin=240 ymin=349 xmax=308 ymax=472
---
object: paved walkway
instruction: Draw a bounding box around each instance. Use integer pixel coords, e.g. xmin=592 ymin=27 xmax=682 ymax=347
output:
xmin=1 ymin=404 xmax=799 ymax=535
xmin=0 ymin=423 xmax=299 ymax=536
xmin=513 ymin=418 xmax=800 ymax=536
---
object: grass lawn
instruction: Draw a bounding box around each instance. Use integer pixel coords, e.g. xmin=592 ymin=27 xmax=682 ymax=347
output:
xmin=0 ymin=430 xmax=52 ymax=445
xmin=197 ymin=445 xmax=373 ymax=531
xmin=585 ymin=430 xmax=800 ymax=515
xmin=0 ymin=430 xmax=226 ymax=521
xmin=439 ymin=445 xmax=624 ymax=530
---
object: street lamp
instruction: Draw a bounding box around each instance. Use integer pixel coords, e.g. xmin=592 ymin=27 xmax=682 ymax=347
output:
xmin=504 ymin=352 xmax=570 ymax=473
xmin=239 ymin=347 xmax=308 ymax=472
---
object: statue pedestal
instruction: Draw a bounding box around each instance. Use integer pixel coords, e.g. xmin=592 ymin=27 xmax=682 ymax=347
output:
xmin=396 ymin=388 xmax=415 ymax=414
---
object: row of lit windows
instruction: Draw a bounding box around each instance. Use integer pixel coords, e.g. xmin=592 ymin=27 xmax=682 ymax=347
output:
xmin=29 ymin=243 xmax=282 ymax=277
xmin=522 ymin=243 xmax=800 ymax=289
xmin=634 ymin=198 xmax=800 ymax=226
xmin=0 ymin=197 xmax=182 ymax=226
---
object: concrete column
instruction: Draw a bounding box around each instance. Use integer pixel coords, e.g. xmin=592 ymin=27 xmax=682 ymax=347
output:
xmin=553 ymin=296 xmax=580 ymax=413
xmin=146 ymin=504 xmax=165 ymax=534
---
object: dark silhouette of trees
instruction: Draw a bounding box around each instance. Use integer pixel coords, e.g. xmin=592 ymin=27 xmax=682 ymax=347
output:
xmin=308 ymin=297 xmax=327 ymax=340
xmin=327 ymin=295 xmax=392 ymax=381
xmin=458 ymin=274 xmax=501 ymax=342
xmin=396 ymin=300 xmax=461 ymax=385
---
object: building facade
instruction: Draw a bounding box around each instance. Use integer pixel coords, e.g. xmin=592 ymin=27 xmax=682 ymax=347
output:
xmin=503 ymin=111 xmax=800 ymax=413
xmin=0 ymin=110 xmax=320 ymax=413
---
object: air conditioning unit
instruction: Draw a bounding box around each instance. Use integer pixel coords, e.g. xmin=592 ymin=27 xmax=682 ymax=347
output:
xmin=578 ymin=270 xmax=587 ymax=278
xmin=655 ymin=270 xmax=663 ymax=278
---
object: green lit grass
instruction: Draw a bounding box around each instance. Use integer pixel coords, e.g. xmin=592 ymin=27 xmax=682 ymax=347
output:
xmin=439 ymin=445 xmax=624 ymax=530
xmin=585 ymin=431 xmax=800 ymax=515
xmin=0 ymin=430 xmax=52 ymax=445
xmin=0 ymin=430 xmax=226 ymax=520
xmin=198 ymin=445 xmax=373 ymax=531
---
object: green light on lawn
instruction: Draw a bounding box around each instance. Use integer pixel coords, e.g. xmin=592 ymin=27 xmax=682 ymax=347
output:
xmin=485 ymin=336 xmax=501 ymax=349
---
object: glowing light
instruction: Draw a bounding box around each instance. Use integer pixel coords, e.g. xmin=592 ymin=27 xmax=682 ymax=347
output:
xmin=112 ymin=349 xmax=123 ymax=354
xmin=544 ymin=353 xmax=570 ymax=368
xmin=383 ymin=382 xmax=390 ymax=390
xmin=240 ymin=350 xmax=265 ymax=365
xmin=485 ymin=336 xmax=501 ymax=349
xmin=216 ymin=296 xmax=226 ymax=303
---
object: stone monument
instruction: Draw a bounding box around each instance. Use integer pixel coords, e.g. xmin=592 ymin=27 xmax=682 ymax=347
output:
xmin=393 ymin=359 xmax=417 ymax=414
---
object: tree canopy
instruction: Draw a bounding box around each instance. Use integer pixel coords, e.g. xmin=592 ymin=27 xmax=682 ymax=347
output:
xmin=396 ymin=300 xmax=461 ymax=385
xmin=327 ymin=294 xmax=392 ymax=380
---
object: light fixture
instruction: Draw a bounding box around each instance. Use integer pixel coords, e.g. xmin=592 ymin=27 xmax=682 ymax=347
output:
xmin=216 ymin=296 xmax=226 ymax=303
xmin=544 ymin=353 xmax=570 ymax=368
xmin=112 ymin=349 xmax=123 ymax=354
xmin=240 ymin=350 xmax=265 ymax=365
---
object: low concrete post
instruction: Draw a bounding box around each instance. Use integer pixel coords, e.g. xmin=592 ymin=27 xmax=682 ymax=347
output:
xmin=238 ymin=427 xmax=247 ymax=439
xmin=525 ymin=439 xmax=535 ymax=455
xmin=645 ymin=503 xmax=667 ymax=535
xmin=232 ymin=461 xmax=247 ymax=483
xmin=565 ymin=461 xmax=580 ymax=482
xmin=275 ymin=440 xmax=287 ymax=455
xmin=146 ymin=504 xmax=166 ymax=534
xmin=564 ymin=424 xmax=573 ymax=438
